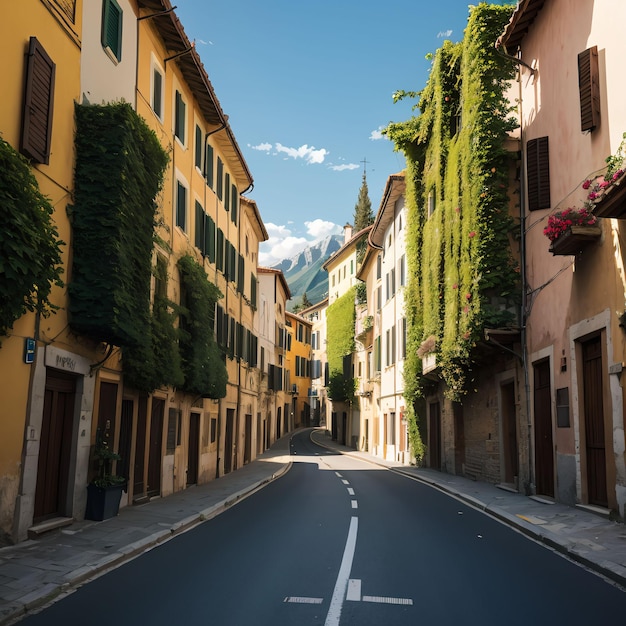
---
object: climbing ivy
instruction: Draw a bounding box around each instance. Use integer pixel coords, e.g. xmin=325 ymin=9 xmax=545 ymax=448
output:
xmin=326 ymin=286 xmax=356 ymax=402
xmin=0 ymin=137 xmax=64 ymax=339
xmin=177 ymin=254 xmax=227 ymax=399
xmin=385 ymin=3 xmax=518 ymax=458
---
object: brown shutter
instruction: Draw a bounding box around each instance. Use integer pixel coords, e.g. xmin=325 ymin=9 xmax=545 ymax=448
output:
xmin=21 ymin=37 xmax=55 ymax=164
xmin=578 ymin=46 xmax=600 ymax=132
xmin=526 ymin=136 xmax=551 ymax=211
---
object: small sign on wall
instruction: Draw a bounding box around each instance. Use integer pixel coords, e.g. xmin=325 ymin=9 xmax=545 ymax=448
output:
xmin=24 ymin=338 xmax=36 ymax=364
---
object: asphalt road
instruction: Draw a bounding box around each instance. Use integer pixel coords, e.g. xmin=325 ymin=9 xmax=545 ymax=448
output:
xmin=19 ymin=430 xmax=626 ymax=625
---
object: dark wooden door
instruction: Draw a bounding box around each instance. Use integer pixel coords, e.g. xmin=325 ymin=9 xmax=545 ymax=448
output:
xmin=224 ymin=408 xmax=235 ymax=474
xmin=34 ymin=371 xmax=76 ymax=522
xmin=244 ymin=413 xmax=252 ymax=465
xmin=429 ymin=401 xmax=441 ymax=470
xmin=582 ymin=336 xmax=608 ymax=507
xmin=187 ymin=413 xmax=200 ymax=485
xmin=501 ymin=382 xmax=519 ymax=485
xmin=133 ymin=396 xmax=148 ymax=500
xmin=534 ymin=360 xmax=554 ymax=497
xmin=147 ymin=398 xmax=164 ymax=498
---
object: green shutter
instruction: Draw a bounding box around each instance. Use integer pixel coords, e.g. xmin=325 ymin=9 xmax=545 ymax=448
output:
xmin=206 ymin=215 xmax=216 ymax=263
xmin=102 ymin=0 xmax=122 ymax=61
xmin=205 ymin=144 xmax=214 ymax=188
xmin=216 ymin=157 xmax=223 ymax=200
xmin=175 ymin=91 xmax=185 ymax=143
xmin=231 ymin=184 xmax=238 ymax=224
xmin=195 ymin=125 xmax=202 ymax=169
xmin=216 ymin=228 xmax=224 ymax=271
xmin=176 ymin=182 xmax=186 ymax=231
xmin=194 ymin=201 xmax=204 ymax=251
xmin=224 ymin=173 xmax=230 ymax=211
xmin=237 ymin=254 xmax=244 ymax=293
xmin=250 ymin=274 xmax=257 ymax=309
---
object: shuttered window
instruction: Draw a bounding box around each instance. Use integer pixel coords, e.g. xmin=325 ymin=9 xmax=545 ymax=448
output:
xmin=195 ymin=124 xmax=203 ymax=169
xmin=224 ymin=173 xmax=231 ymax=211
xmin=250 ymin=274 xmax=257 ymax=309
xmin=176 ymin=180 xmax=187 ymax=231
xmin=194 ymin=201 xmax=204 ymax=251
xmin=21 ymin=38 xmax=55 ymax=165
xmin=231 ymin=184 xmax=238 ymax=224
xmin=216 ymin=228 xmax=224 ymax=272
xmin=152 ymin=65 xmax=163 ymax=119
xmin=205 ymin=144 xmax=214 ymax=188
xmin=174 ymin=90 xmax=186 ymax=144
xmin=216 ymin=157 xmax=224 ymax=200
xmin=101 ymin=0 xmax=123 ymax=61
xmin=205 ymin=214 xmax=216 ymax=263
xmin=526 ymin=136 xmax=551 ymax=211
xmin=578 ymin=46 xmax=600 ymax=133
xmin=237 ymin=254 xmax=245 ymax=294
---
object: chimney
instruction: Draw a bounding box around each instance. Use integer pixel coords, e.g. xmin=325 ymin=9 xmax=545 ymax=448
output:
xmin=343 ymin=223 xmax=353 ymax=244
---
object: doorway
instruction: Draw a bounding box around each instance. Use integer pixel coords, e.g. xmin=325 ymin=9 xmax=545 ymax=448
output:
xmin=429 ymin=401 xmax=441 ymax=470
xmin=187 ymin=412 xmax=200 ymax=485
xmin=501 ymin=382 xmax=518 ymax=485
xmin=533 ymin=360 xmax=554 ymax=497
xmin=581 ymin=336 xmax=608 ymax=507
xmin=34 ymin=370 xmax=76 ymax=523
xmin=147 ymin=398 xmax=164 ymax=498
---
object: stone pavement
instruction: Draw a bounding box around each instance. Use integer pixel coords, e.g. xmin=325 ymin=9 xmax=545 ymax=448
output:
xmin=2 ymin=428 xmax=626 ymax=624
xmin=310 ymin=429 xmax=626 ymax=592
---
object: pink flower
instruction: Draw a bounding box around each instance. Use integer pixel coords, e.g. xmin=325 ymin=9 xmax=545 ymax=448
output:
xmin=582 ymin=180 xmax=592 ymax=189
xmin=613 ymin=169 xmax=624 ymax=182
xmin=452 ymin=283 xmax=458 ymax=290
xmin=599 ymin=180 xmax=610 ymax=189
xmin=465 ymin=293 xmax=471 ymax=300
xmin=468 ymin=231 xmax=476 ymax=238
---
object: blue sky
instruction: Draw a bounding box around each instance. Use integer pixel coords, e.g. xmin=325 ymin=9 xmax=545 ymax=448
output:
xmin=175 ymin=0 xmax=491 ymax=266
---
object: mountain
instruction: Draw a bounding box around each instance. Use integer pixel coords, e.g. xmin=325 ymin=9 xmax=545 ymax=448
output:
xmin=271 ymin=234 xmax=342 ymax=310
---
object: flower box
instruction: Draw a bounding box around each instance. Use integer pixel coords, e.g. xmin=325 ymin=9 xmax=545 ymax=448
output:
xmin=549 ymin=224 xmax=602 ymax=256
xmin=591 ymin=177 xmax=626 ymax=219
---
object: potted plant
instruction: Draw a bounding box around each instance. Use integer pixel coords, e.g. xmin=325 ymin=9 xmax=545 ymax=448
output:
xmin=543 ymin=206 xmax=601 ymax=255
xmin=85 ymin=429 xmax=127 ymax=521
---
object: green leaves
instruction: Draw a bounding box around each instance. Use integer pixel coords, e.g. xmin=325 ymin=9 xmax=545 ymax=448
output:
xmin=0 ymin=137 xmax=64 ymax=339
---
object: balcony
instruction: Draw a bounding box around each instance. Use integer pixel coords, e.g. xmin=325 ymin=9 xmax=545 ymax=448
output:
xmin=549 ymin=224 xmax=602 ymax=256
xmin=355 ymin=304 xmax=373 ymax=343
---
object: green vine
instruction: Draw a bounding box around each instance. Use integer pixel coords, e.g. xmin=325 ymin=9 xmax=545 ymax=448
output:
xmin=177 ymin=254 xmax=227 ymax=398
xmin=326 ymin=286 xmax=356 ymax=401
xmin=0 ymin=137 xmax=64 ymax=339
xmin=385 ymin=3 xmax=518 ymax=458
xmin=69 ymin=102 xmax=169 ymax=357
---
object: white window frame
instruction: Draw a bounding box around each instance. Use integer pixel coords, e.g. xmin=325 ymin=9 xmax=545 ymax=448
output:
xmin=172 ymin=79 xmax=187 ymax=148
xmin=174 ymin=169 xmax=190 ymax=235
xmin=150 ymin=53 xmax=165 ymax=122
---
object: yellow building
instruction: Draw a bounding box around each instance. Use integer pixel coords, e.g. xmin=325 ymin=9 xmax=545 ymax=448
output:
xmin=285 ymin=311 xmax=313 ymax=428
xmin=1 ymin=0 xmax=85 ymax=544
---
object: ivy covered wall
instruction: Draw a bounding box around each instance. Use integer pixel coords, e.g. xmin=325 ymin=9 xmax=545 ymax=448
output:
xmin=0 ymin=138 xmax=64 ymax=339
xmin=385 ymin=3 xmax=518 ymax=458
xmin=326 ymin=286 xmax=356 ymax=402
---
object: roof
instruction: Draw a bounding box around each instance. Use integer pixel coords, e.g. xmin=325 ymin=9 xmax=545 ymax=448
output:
xmin=241 ymin=197 xmax=269 ymax=242
xmin=322 ymin=225 xmax=373 ymax=271
xmin=496 ymin=0 xmax=547 ymax=52
xmin=257 ymin=267 xmax=291 ymax=300
xmin=300 ymin=297 xmax=328 ymax=316
xmin=369 ymin=173 xmax=405 ymax=250
xmin=285 ymin=310 xmax=312 ymax=327
xmin=137 ymin=0 xmax=253 ymax=188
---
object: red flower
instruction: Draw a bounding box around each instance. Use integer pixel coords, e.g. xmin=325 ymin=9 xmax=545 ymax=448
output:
xmin=582 ymin=180 xmax=592 ymax=190
xmin=468 ymin=231 xmax=476 ymax=238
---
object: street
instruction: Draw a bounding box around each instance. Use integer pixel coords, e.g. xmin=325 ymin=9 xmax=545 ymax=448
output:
xmin=18 ymin=430 xmax=626 ymax=625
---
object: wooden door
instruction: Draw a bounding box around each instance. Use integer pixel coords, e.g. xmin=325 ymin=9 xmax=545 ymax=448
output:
xmin=147 ymin=398 xmax=164 ymax=497
xmin=118 ymin=399 xmax=133 ymax=485
xmin=224 ymin=408 xmax=235 ymax=474
xmin=533 ymin=360 xmax=554 ymax=497
xmin=133 ymin=396 xmax=148 ymax=500
xmin=34 ymin=371 xmax=76 ymax=522
xmin=582 ymin=336 xmax=608 ymax=507
xmin=244 ymin=413 xmax=252 ymax=464
xmin=453 ymin=402 xmax=465 ymax=475
xmin=429 ymin=401 xmax=441 ymax=470
xmin=187 ymin=413 xmax=200 ymax=485
xmin=501 ymin=382 xmax=519 ymax=485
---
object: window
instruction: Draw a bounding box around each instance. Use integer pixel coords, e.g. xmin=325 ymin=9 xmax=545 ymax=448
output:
xmin=225 ymin=173 xmax=231 ymax=211
xmin=350 ymin=259 xmax=354 ymax=275
xmin=151 ymin=58 xmax=164 ymax=120
xmin=20 ymin=38 xmax=55 ymax=164
xmin=527 ymin=136 xmax=551 ymax=211
xmin=231 ymin=184 xmax=239 ymax=224
xmin=376 ymin=254 xmax=382 ymax=280
xmin=377 ymin=286 xmax=382 ymax=311
xmin=194 ymin=200 xmax=204 ymax=251
xmin=101 ymin=0 xmax=122 ymax=62
xmin=237 ymin=254 xmax=245 ymax=294
xmin=374 ymin=336 xmax=381 ymax=373
xmin=216 ymin=157 xmax=224 ymax=200
xmin=399 ymin=255 xmax=406 ymax=287
xmin=195 ymin=124 xmax=203 ymax=170
xmin=205 ymin=214 xmax=216 ymax=263
xmin=174 ymin=90 xmax=186 ymax=144
xmin=578 ymin=46 xmax=600 ymax=132
xmin=250 ymin=274 xmax=257 ymax=309
xmin=216 ymin=228 xmax=224 ymax=272
xmin=176 ymin=179 xmax=187 ymax=232
xmin=205 ymin=144 xmax=214 ymax=188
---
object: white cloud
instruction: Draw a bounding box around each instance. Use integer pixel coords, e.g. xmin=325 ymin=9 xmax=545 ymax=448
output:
xmin=305 ymin=219 xmax=342 ymax=239
xmin=250 ymin=142 xmax=273 ymax=152
xmin=437 ymin=29 xmax=453 ymax=38
xmin=370 ymin=128 xmax=384 ymax=140
xmin=330 ymin=163 xmax=359 ymax=172
xmin=275 ymin=143 xmax=328 ymax=164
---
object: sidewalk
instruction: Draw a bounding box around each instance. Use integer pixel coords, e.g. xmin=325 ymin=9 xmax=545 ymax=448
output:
xmin=0 ymin=436 xmax=293 ymax=625
xmin=2 ymin=429 xmax=626 ymax=625
xmin=310 ymin=429 xmax=626 ymax=591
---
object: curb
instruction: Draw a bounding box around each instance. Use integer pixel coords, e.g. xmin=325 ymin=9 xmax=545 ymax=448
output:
xmin=1 ymin=459 xmax=292 ymax=626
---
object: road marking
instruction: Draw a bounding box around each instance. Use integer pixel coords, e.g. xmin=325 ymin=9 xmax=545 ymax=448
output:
xmin=284 ymin=597 xmax=324 ymax=604
xmin=325 ymin=516 xmax=358 ymax=626
xmin=363 ymin=596 xmax=413 ymax=605
xmin=346 ymin=579 xmax=361 ymax=601
xmin=351 ymin=500 xmax=358 ymax=509
xmin=342 ymin=479 xmax=350 ymax=485
xmin=335 ymin=472 xmax=342 ymax=477
xmin=347 ymin=487 xmax=355 ymax=495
